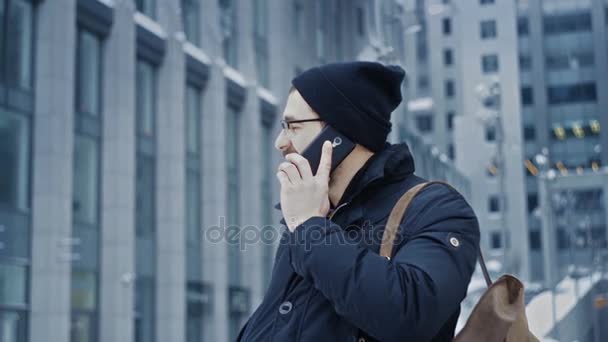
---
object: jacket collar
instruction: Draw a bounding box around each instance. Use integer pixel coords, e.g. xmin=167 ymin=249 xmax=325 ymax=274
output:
xmin=274 ymin=142 xmax=416 ymax=214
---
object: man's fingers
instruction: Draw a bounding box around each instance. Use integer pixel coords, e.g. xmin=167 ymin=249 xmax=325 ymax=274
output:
xmin=277 ymin=162 xmax=301 ymax=183
xmin=316 ymin=140 xmax=333 ymax=181
xmin=285 ymin=153 xmax=313 ymax=180
xmin=276 ymin=170 xmax=290 ymax=187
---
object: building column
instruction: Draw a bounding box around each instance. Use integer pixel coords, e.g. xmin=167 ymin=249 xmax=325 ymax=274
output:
xmin=29 ymin=0 xmax=76 ymax=341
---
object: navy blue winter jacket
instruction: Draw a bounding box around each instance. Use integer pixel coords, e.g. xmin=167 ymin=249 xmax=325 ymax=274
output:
xmin=238 ymin=142 xmax=480 ymax=341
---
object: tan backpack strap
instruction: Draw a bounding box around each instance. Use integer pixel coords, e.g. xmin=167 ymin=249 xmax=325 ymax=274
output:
xmin=379 ymin=180 xmax=494 ymax=287
xmin=380 ymin=182 xmax=432 ymax=258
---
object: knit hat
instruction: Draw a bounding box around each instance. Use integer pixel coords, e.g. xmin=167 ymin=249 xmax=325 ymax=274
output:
xmin=292 ymin=61 xmax=405 ymax=152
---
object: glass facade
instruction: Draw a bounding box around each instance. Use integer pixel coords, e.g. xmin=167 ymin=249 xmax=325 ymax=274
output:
xmin=219 ymin=0 xmax=237 ymax=68
xmin=3 ymin=0 xmax=32 ymax=90
xmin=182 ymin=0 xmax=200 ymax=46
xmin=136 ymin=0 xmax=156 ymax=19
xmin=135 ymin=59 xmax=157 ymax=342
xmin=0 ymin=109 xmax=30 ymax=211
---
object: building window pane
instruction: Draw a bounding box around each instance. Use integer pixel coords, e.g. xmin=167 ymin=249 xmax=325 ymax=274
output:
xmin=543 ymin=12 xmax=591 ymax=35
xmin=481 ymin=54 xmax=499 ymax=73
xmin=529 ymin=230 xmax=541 ymax=250
xmin=72 ymin=136 xmax=99 ymax=225
xmin=519 ymin=55 xmax=531 ymax=70
xmin=480 ymin=20 xmax=497 ymax=39
xmin=70 ymin=313 xmax=94 ymax=342
xmin=182 ymin=0 xmax=200 ymax=45
xmin=480 ymin=0 xmax=494 ymax=4
xmin=491 ymin=231 xmax=502 ymax=249
xmin=134 ymin=278 xmax=155 ymax=342
xmin=448 ymin=144 xmax=454 ymax=160
xmin=136 ymin=155 xmax=155 ymax=236
xmin=226 ymin=107 xmax=241 ymax=286
xmin=0 ymin=264 xmax=26 ymax=306
xmin=521 ymin=86 xmax=533 ymax=106
xmin=293 ymin=2 xmax=302 ymax=39
xmin=485 ymin=126 xmax=496 ymax=142
xmin=136 ymin=0 xmax=156 ymax=19
xmin=445 ymin=80 xmax=455 ymax=98
xmin=0 ymin=311 xmax=27 ymax=342
xmin=6 ymin=0 xmax=32 ymax=90
xmin=527 ymin=193 xmax=538 ymax=214
xmin=547 ymin=82 xmax=597 ymax=105
xmin=356 ymin=7 xmax=365 ymax=36
xmin=0 ymin=110 xmax=30 ymax=211
xmin=70 ymin=271 xmax=97 ymax=311
xmin=0 ymin=0 xmax=5 ymax=80
xmin=76 ymin=30 xmax=101 ymax=116
xmin=220 ymin=0 xmax=238 ymax=68
xmin=136 ymin=60 xmax=156 ymax=137
xmin=447 ymin=112 xmax=454 ymax=131
xmin=517 ymin=16 xmax=529 ymax=36
xmin=186 ymin=171 xmax=201 ymax=245
xmin=315 ymin=0 xmax=325 ymax=60
xmin=442 ymin=18 xmax=451 ymax=35
xmin=415 ymin=115 xmax=433 ymax=133
xmin=185 ymin=85 xmax=201 ymax=155
xmin=489 ymin=195 xmax=500 ymax=213
xmin=443 ymin=48 xmax=453 ymax=66
xmin=523 ymin=125 xmax=536 ymax=141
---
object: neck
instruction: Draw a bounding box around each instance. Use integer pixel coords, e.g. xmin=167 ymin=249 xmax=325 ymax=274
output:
xmin=328 ymin=145 xmax=375 ymax=207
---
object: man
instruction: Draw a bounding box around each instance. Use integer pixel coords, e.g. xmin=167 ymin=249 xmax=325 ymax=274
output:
xmin=238 ymin=62 xmax=480 ymax=341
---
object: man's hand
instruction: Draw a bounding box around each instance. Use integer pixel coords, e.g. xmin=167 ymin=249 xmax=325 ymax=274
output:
xmin=276 ymin=140 xmax=333 ymax=232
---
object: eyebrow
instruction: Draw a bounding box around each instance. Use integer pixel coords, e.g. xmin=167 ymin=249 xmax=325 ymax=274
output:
xmin=283 ymin=114 xmax=296 ymax=121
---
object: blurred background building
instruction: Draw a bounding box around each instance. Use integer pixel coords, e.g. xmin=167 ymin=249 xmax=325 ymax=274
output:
xmin=0 ymin=0 xmax=607 ymax=342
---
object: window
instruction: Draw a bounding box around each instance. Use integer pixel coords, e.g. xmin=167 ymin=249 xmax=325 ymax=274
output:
xmin=136 ymin=155 xmax=155 ymax=236
xmin=185 ymin=85 xmax=201 ymax=155
xmin=415 ymin=115 xmax=433 ymax=133
xmin=3 ymin=0 xmax=33 ymax=90
xmin=529 ymin=230 xmax=541 ymax=250
xmin=226 ymin=106 xmax=241 ymax=286
xmin=547 ymin=82 xmax=596 ymax=105
xmin=76 ymin=30 xmax=101 ymax=116
xmin=521 ymin=86 xmax=533 ymax=106
xmin=485 ymin=126 xmax=496 ymax=142
xmin=136 ymin=0 xmax=156 ymax=19
xmin=488 ymin=195 xmax=500 ymax=213
xmin=182 ymin=0 xmax=200 ymax=45
xmin=480 ymin=0 xmax=494 ymax=4
xmin=545 ymin=53 xmax=594 ymax=70
xmin=527 ymin=193 xmax=538 ymax=214
xmin=490 ymin=231 xmax=502 ymax=249
xmin=447 ymin=111 xmax=455 ymax=131
xmin=517 ymin=16 xmax=529 ymax=36
xmin=186 ymin=282 xmax=206 ymax=342
xmin=442 ymin=18 xmax=451 ymax=35
xmin=543 ymin=12 xmax=591 ymax=35
xmin=356 ymin=7 xmax=365 ymax=36
xmin=0 ymin=310 xmax=27 ymax=342
xmin=480 ymin=20 xmax=497 ymax=39
xmin=0 ymin=264 xmax=27 ymax=306
xmin=186 ymin=171 xmax=201 ymax=245
xmin=481 ymin=54 xmax=499 ymax=73
xmin=135 ymin=278 xmax=156 ymax=342
xmin=445 ymin=80 xmax=455 ymax=98
xmin=417 ymin=75 xmax=429 ymax=91
xmin=0 ymin=109 xmax=30 ymax=210
xmin=523 ymin=125 xmax=536 ymax=141
xmin=443 ymin=48 xmax=453 ymax=66
xmin=136 ymin=60 xmax=156 ymax=137
xmin=253 ymin=0 xmax=269 ymax=88
xmin=219 ymin=0 xmax=238 ymax=67
xmin=519 ymin=55 xmax=531 ymax=70
xmin=72 ymin=136 xmax=99 ymax=225
xmin=448 ymin=144 xmax=454 ymax=160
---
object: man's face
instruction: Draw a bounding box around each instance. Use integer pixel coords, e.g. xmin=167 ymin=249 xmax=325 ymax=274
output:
xmin=275 ymin=89 xmax=325 ymax=157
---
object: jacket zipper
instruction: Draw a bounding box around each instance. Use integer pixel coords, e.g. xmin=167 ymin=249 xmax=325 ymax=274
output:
xmin=328 ymin=202 xmax=349 ymax=220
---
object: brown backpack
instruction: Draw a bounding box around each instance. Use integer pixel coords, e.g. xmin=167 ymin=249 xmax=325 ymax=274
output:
xmin=380 ymin=181 xmax=540 ymax=342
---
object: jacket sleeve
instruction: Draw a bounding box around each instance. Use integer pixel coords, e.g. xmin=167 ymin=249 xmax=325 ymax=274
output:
xmin=287 ymin=183 xmax=480 ymax=342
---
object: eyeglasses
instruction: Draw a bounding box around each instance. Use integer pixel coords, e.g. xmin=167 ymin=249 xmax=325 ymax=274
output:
xmin=280 ymin=118 xmax=323 ymax=130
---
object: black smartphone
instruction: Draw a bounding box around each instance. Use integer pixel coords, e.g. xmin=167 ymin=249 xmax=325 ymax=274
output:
xmin=301 ymin=125 xmax=356 ymax=176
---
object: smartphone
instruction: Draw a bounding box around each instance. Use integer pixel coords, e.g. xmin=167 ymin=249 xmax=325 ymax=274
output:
xmin=301 ymin=125 xmax=356 ymax=175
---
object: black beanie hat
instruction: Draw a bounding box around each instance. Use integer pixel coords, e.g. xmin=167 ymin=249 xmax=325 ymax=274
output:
xmin=292 ymin=61 xmax=405 ymax=152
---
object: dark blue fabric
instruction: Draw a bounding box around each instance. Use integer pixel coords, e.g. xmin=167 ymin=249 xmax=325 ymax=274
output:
xmin=238 ymin=143 xmax=480 ymax=342
xmin=292 ymin=62 xmax=405 ymax=152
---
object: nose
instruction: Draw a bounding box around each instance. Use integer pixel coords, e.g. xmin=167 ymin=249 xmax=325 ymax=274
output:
xmin=274 ymin=130 xmax=291 ymax=153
